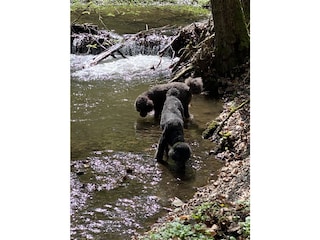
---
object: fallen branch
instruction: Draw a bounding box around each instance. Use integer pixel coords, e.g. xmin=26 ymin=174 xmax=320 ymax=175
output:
xmin=158 ymin=32 xmax=181 ymax=57
xmin=169 ymin=64 xmax=194 ymax=82
xmin=214 ymin=99 xmax=250 ymax=137
xmin=88 ymin=43 xmax=123 ymax=67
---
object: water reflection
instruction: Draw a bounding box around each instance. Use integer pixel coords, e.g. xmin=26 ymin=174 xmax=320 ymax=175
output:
xmin=71 ymin=151 xmax=163 ymax=239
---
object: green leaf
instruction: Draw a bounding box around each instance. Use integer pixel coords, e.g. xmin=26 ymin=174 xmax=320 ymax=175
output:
xmin=81 ymin=10 xmax=90 ymax=15
xmin=86 ymin=44 xmax=97 ymax=49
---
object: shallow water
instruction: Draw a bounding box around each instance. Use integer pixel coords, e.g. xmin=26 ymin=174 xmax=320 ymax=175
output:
xmin=70 ymin=54 xmax=223 ymax=239
xmin=70 ymin=7 xmax=222 ymax=239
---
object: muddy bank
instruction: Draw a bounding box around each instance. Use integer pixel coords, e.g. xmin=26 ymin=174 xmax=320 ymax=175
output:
xmin=133 ymin=62 xmax=250 ymax=239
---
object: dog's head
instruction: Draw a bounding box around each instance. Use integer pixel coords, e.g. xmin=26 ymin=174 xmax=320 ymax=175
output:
xmin=185 ymin=77 xmax=203 ymax=94
xmin=166 ymin=87 xmax=180 ymax=97
xmin=135 ymin=95 xmax=154 ymax=117
xmin=169 ymin=142 xmax=192 ymax=169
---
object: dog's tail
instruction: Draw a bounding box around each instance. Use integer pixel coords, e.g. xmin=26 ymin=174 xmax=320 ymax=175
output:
xmin=184 ymin=77 xmax=203 ymax=94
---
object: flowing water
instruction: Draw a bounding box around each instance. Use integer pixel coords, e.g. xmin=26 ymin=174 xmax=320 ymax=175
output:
xmin=71 ymin=7 xmax=223 ymax=240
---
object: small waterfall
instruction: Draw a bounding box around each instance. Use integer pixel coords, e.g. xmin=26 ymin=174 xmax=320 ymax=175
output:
xmin=121 ymin=33 xmax=175 ymax=57
xmin=71 ymin=24 xmax=176 ymax=57
xmin=70 ymin=54 xmax=178 ymax=81
xmin=70 ymin=24 xmax=179 ymax=81
xmin=71 ymin=26 xmax=124 ymax=55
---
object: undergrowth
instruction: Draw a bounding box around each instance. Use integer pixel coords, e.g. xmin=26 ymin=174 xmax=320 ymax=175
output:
xmin=139 ymin=199 xmax=250 ymax=240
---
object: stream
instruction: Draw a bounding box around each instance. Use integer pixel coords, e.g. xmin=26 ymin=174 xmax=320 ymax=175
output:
xmin=70 ymin=6 xmax=223 ymax=240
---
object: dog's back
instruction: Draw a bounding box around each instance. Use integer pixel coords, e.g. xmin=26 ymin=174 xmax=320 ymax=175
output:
xmin=160 ymin=88 xmax=184 ymax=129
xmin=155 ymin=88 xmax=191 ymax=169
xmin=135 ymin=79 xmax=202 ymax=119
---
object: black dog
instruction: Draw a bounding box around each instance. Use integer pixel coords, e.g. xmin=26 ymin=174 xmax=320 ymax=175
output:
xmin=135 ymin=77 xmax=203 ymax=119
xmin=155 ymin=88 xmax=192 ymax=171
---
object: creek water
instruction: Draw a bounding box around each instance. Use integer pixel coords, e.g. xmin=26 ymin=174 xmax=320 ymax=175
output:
xmin=70 ymin=7 xmax=223 ymax=240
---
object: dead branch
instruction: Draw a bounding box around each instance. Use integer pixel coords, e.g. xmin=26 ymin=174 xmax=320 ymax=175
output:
xmin=169 ymin=64 xmax=194 ymax=82
xmin=158 ymin=32 xmax=181 ymax=57
xmin=88 ymin=43 xmax=124 ymax=67
xmin=215 ymin=99 xmax=250 ymax=137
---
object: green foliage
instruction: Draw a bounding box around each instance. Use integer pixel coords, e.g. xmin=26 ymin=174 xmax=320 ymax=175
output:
xmin=197 ymin=0 xmax=210 ymax=7
xmin=144 ymin=218 xmax=214 ymax=240
xmin=202 ymin=120 xmax=219 ymax=139
xmin=142 ymin=200 xmax=250 ymax=240
xmin=239 ymin=216 xmax=250 ymax=237
xmin=222 ymin=131 xmax=231 ymax=139
xmin=70 ymin=0 xmax=207 ymax=6
xmin=191 ymin=202 xmax=215 ymax=222
xmin=86 ymin=44 xmax=97 ymax=49
xmin=70 ymin=2 xmax=209 ymax=18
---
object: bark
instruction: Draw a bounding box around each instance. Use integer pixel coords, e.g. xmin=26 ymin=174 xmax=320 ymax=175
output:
xmin=211 ymin=0 xmax=250 ymax=74
xmin=241 ymin=0 xmax=250 ymax=26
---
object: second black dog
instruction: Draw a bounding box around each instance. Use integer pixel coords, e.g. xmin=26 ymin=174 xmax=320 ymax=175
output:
xmin=155 ymin=88 xmax=192 ymax=171
xmin=134 ymin=77 xmax=203 ymax=119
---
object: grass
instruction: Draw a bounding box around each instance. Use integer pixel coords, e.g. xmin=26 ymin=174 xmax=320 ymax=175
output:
xmin=70 ymin=2 xmax=210 ymax=17
xmin=70 ymin=1 xmax=210 ymax=33
xmin=71 ymin=0 xmax=210 ymax=6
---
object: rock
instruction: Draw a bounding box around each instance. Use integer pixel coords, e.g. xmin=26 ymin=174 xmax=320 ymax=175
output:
xmin=171 ymin=197 xmax=184 ymax=207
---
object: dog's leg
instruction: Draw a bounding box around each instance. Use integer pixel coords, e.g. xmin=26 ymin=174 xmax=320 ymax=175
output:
xmin=153 ymin=104 xmax=163 ymax=119
xmin=155 ymin=132 xmax=167 ymax=163
xmin=182 ymin=102 xmax=190 ymax=119
xmin=165 ymin=144 xmax=169 ymax=160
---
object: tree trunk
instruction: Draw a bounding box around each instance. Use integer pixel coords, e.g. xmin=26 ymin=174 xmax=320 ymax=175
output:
xmin=241 ymin=0 xmax=250 ymax=26
xmin=211 ymin=0 xmax=250 ymax=74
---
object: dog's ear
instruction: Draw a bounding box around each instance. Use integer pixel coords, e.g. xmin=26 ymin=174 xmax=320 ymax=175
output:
xmin=135 ymin=96 xmax=154 ymax=111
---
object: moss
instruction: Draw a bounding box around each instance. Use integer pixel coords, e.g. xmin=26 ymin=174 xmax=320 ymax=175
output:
xmin=202 ymin=120 xmax=219 ymax=139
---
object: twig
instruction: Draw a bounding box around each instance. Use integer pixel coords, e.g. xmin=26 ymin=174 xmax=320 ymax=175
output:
xmin=169 ymin=64 xmax=194 ymax=82
xmin=87 ymin=43 xmax=124 ymax=67
xmin=214 ymin=99 xmax=250 ymax=137
xmin=158 ymin=32 xmax=181 ymax=57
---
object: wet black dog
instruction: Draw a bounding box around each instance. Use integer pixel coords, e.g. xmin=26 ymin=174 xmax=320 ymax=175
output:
xmin=155 ymin=88 xmax=192 ymax=171
xmin=134 ymin=77 xmax=203 ymax=119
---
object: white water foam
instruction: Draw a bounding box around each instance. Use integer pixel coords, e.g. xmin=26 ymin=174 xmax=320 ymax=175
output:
xmin=71 ymin=54 xmax=178 ymax=81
